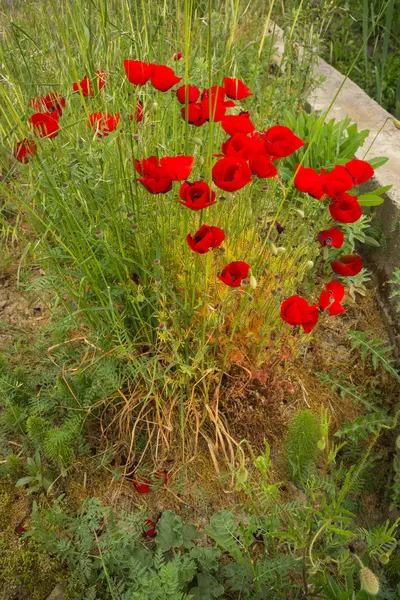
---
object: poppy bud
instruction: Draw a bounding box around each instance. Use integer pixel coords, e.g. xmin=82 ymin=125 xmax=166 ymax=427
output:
xmin=294 ymin=208 xmax=305 ymax=218
xmin=393 ymin=119 xmax=400 ymax=130
xmin=396 ymin=435 xmax=400 ymax=450
xmin=317 ymin=438 xmax=326 ymax=450
xmin=380 ymin=554 xmax=390 ymax=565
xmin=151 ymin=101 xmax=158 ymax=113
xmin=360 ymin=567 xmax=380 ymax=596
xmin=306 ymin=260 xmax=314 ymax=269
xmin=276 ymin=247 xmax=286 ymax=254
xmin=137 ymin=293 xmax=145 ymax=302
xmin=193 ymin=137 xmax=203 ymax=145
xmin=270 ymin=242 xmax=278 ymax=255
xmin=249 ymin=274 xmax=257 ymax=289
xmin=198 ymin=156 xmax=205 ymax=166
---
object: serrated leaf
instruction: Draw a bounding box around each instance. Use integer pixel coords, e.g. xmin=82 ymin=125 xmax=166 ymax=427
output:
xmin=189 ymin=546 xmax=221 ymax=572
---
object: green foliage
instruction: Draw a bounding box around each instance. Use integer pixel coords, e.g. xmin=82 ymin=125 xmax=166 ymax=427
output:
xmin=320 ymin=0 xmax=400 ymax=118
xmin=0 ymin=478 xmax=62 ymax=599
xmin=335 ymin=413 xmax=391 ymax=444
xmin=348 ymin=330 xmax=400 ymax=381
xmin=16 ymin=451 xmax=53 ymax=494
xmin=389 ymin=268 xmax=400 ymax=313
xmin=285 ymin=409 xmax=322 ymax=482
xmin=283 ymin=110 xmax=369 ymax=171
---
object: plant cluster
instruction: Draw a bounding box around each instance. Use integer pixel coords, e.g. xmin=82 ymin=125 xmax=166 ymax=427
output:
xmin=23 ymin=410 xmax=400 ymax=599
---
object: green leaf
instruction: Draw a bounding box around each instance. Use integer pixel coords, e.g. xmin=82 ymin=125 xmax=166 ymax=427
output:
xmin=16 ymin=476 xmax=34 ymax=487
xmin=181 ymin=523 xmax=200 ymax=548
xmin=368 ymin=184 xmax=392 ymax=195
xmin=358 ymin=194 xmax=384 ymax=206
xmin=368 ymin=156 xmax=388 ymax=169
xmin=189 ymin=547 xmax=221 ymax=572
xmin=155 ymin=510 xmax=184 ymax=552
xmin=364 ymin=235 xmax=380 ymax=247
xmin=190 ymin=572 xmax=225 ymax=599
xmin=206 ymin=511 xmax=244 ymax=563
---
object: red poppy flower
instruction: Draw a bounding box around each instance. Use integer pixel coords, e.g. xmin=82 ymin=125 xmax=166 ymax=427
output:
xmin=264 ymin=125 xmax=305 ymax=158
xmin=29 ymin=112 xmax=59 ymax=138
xmin=139 ymin=175 xmax=172 ymax=194
xmin=322 ymin=165 xmax=354 ymax=198
xmin=143 ymin=519 xmax=156 ymax=537
xmin=181 ymin=103 xmax=207 ymax=127
xmin=88 ymin=112 xmax=120 ymax=137
xmin=280 ymin=295 xmax=319 ymax=333
xmin=329 ymin=193 xmax=362 ymax=223
xmin=319 ymin=281 xmax=345 ymax=316
xmin=317 ymin=227 xmax=344 ymax=248
xmin=221 ymin=111 xmax=255 ymax=135
xmin=173 ymin=52 xmax=183 ymax=61
xmin=212 ymin=156 xmax=252 ymax=192
xmin=150 ymin=64 xmax=181 ymax=91
xmin=221 ymin=132 xmax=256 ymax=159
xmin=199 ymin=96 xmax=227 ymax=122
xmin=218 ymin=261 xmax=250 ymax=287
xmin=124 ymin=59 xmax=152 ymax=85
xmin=30 ymin=96 xmax=47 ymax=111
xmin=160 ymin=155 xmax=194 ymax=181
xmin=132 ymin=475 xmax=150 ymax=493
xmin=14 ymin=139 xmax=37 ymax=163
xmin=135 ymin=156 xmax=172 ymax=194
xmin=345 ymin=159 xmax=374 ymax=185
xmin=179 ymin=181 xmax=216 ymax=210
xmin=223 ymin=77 xmax=252 ymax=100
xmin=176 ymin=84 xmax=201 ymax=104
xmin=72 ymin=75 xmax=94 ymax=96
xmin=135 ymin=156 xmax=159 ymax=176
xmin=294 ymin=165 xmax=326 ymax=199
xmin=202 ymin=86 xmax=226 ymax=103
xmin=331 ymin=254 xmax=362 ymax=277
xmin=43 ymin=92 xmax=66 ymax=116
xmin=187 ymin=224 xmax=225 ymax=254
xmin=95 ymin=70 xmax=108 ymax=90
xmin=249 ymin=154 xmax=277 ymax=178
xmin=130 ymin=101 xmax=143 ymax=122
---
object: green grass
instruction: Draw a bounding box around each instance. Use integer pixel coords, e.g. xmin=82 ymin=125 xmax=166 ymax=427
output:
xmin=320 ymin=0 xmax=400 ymax=118
xmin=0 ymin=0 xmax=389 ymax=466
